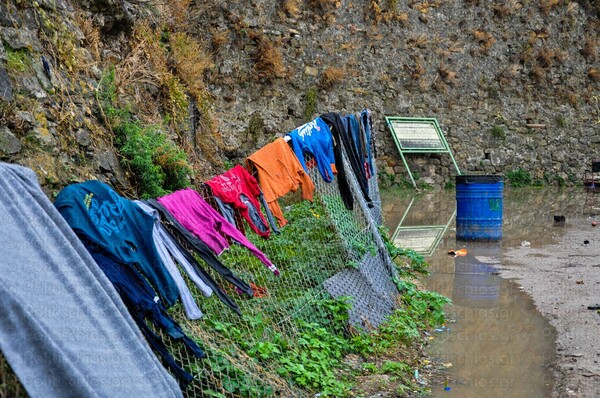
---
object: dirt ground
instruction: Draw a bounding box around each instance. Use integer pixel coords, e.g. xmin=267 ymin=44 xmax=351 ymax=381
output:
xmin=501 ymin=217 xmax=600 ymax=398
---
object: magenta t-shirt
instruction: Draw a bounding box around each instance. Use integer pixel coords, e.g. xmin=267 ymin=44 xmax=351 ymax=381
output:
xmin=158 ymin=188 xmax=279 ymax=276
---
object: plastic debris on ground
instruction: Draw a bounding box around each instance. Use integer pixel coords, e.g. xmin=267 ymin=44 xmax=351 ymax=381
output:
xmin=447 ymin=248 xmax=467 ymax=257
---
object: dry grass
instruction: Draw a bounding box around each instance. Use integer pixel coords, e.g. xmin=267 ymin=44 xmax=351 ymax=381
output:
xmin=309 ymin=0 xmax=340 ymax=11
xmin=253 ymin=34 xmax=286 ymax=81
xmin=432 ymin=76 xmax=448 ymax=93
xmin=370 ymin=0 xmax=383 ymax=24
xmin=411 ymin=57 xmax=425 ymax=80
xmin=320 ymin=67 xmax=345 ymax=89
xmin=540 ymin=0 xmax=560 ymax=14
xmin=580 ymin=37 xmax=598 ymax=61
xmin=437 ymin=64 xmax=457 ymax=83
xmin=163 ymin=0 xmax=192 ymax=28
xmin=472 ymin=30 xmax=496 ymax=54
xmin=435 ymin=40 xmax=465 ymax=58
xmin=561 ymin=90 xmax=578 ymax=107
xmin=530 ymin=66 xmax=547 ymax=83
xmin=211 ymin=29 xmax=229 ymax=54
xmin=281 ymin=0 xmax=302 ymax=17
xmin=535 ymin=47 xmax=568 ymax=68
xmin=507 ymin=64 xmax=521 ymax=76
xmin=114 ymin=25 xmax=164 ymax=96
xmin=566 ymin=1 xmax=579 ymax=13
xmin=492 ymin=0 xmax=523 ymax=17
xmin=170 ymin=32 xmax=213 ymax=101
xmin=75 ymin=13 xmax=101 ymax=62
xmin=407 ymin=33 xmax=429 ymax=49
xmin=395 ymin=12 xmax=409 ymax=26
xmin=536 ymin=48 xmax=556 ymax=68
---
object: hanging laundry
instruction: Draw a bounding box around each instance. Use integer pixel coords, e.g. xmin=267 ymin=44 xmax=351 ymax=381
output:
xmin=54 ymin=181 xmax=179 ymax=307
xmin=360 ymin=109 xmax=375 ymax=177
xmin=144 ymin=199 xmax=245 ymax=314
xmin=285 ymin=117 xmax=336 ymax=182
xmin=86 ymin=246 xmax=205 ymax=387
xmin=206 ymin=165 xmax=280 ymax=238
xmin=246 ymin=137 xmax=315 ymax=227
xmin=134 ymin=200 xmax=210 ymax=321
xmin=0 ymin=163 xmax=182 ymax=398
xmin=212 ymin=195 xmax=237 ymax=226
xmin=157 ymin=188 xmax=280 ymax=276
xmin=321 ymin=112 xmax=373 ymax=210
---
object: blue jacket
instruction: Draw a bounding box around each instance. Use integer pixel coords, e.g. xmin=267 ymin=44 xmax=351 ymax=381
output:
xmin=286 ymin=117 xmax=336 ymax=182
xmin=55 ymin=181 xmax=179 ymax=307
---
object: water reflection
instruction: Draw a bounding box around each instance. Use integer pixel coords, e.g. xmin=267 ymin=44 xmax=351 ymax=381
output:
xmin=452 ymin=242 xmax=501 ymax=309
xmin=381 ymin=187 xmax=585 ymax=397
xmin=391 ymin=197 xmax=455 ymax=256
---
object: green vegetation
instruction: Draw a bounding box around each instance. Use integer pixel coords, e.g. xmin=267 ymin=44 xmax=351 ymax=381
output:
xmin=170 ymin=198 xmax=449 ymax=397
xmin=97 ymin=68 xmax=191 ymax=198
xmin=490 ymin=125 xmax=506 ymax=140
xmin=304 ymin=86 xmax=318 ymax=121
xmin=4 ymin=45 xmax=30 ymax=73
xmin=506 ymin=168 xmax=533 ymax=187
xmin=555 ymin=115 xmax=567 ymax=128
xmin=544 ymin=173 xmax=567 ymax=187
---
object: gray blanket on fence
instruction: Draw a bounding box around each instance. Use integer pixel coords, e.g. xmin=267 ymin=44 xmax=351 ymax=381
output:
xmin=0 ymin=163 xmax=182 ymax=398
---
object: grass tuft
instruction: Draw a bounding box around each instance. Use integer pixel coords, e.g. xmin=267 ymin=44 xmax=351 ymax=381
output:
xmin=320 ymin=67 xmax=345 ymax=89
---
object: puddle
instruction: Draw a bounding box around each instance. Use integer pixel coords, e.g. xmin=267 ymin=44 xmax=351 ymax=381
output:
xmin=382 ymin=187 xmax=592 ymax=397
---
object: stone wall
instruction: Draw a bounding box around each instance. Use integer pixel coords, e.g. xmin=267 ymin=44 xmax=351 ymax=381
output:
xmin=199 ymin=0 xmax=599 ymax=186
xmin=0 ymin=0 xmax=598 ymax=194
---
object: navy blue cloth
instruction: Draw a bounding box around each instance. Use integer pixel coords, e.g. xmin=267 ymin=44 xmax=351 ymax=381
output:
xmin=55 ymin=181 xmax=179 ymax=307
xmin=322 ymin=112 xmax=373 ymax=209
xmin=87 ymin=247 xmax=205 ymax=387
xmin=286 ymin=117 xmax=336 ymax=182
xmin=144 ymin=199 xmax=252 ymax=309
xmin=360 ymin=109 xmax=375 ymax=176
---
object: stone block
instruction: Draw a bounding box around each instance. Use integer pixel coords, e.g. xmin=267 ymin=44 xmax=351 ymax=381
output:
xmin=75 ymin=129 xmax=92 ymax=147
xmin=29 ymin=126 xmax=57 ymax=147
xmin=0 ymin=65 xmax=12 ymax=101
xmin=0 ymin=126 xmax=22 ymax=156
xmin=304 ymin=66 xmax=318 ymax=76
xmin=0 ymin=27 xmax=41 ymax=51
xmin=15 ymin=111 xmax=35 ymax=125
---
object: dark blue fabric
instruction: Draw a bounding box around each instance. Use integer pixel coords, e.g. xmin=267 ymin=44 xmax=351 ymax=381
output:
xmin=54 ymin=181 xmax=179 ymax=307
xmin=240 ymin=194 xmax=269 ymax=234
xmin=345 ymin=114 xmax=365 ymax=178
xmin=87 ymin=247 xmax=205 ymax=387
xmin=360 ymin=109 xmax=375 ymax=176
xmin=286 ymin=117 xmax=336 ymax=182
xmin=321 ymin=112 xmax=373 ymax=210
xmin=259 ymin=193 xmax=281 ymax=235
xmin=144 ymin=198 xmax=252 ymax=308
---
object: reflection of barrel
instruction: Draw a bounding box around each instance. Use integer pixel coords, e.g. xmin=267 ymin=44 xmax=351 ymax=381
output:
xmin=456 ymin=175 xmax=504 ymax=241
xmin=452 ymin=241 xmax=501 ymax=308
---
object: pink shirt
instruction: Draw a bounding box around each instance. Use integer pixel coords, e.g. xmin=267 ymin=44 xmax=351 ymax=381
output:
xmin=158 ymin=189 xmax=279 ymax=276
xmin=206 ymin=165 xmax=270 ymax=238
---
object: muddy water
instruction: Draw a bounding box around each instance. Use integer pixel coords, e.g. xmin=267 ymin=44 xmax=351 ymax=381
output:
xmin=382 ymin=187 xmax=592 ymax=397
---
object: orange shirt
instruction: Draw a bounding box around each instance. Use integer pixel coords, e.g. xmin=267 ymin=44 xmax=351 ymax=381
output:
xmin=247 ymin=137 xmax=314 ymax=227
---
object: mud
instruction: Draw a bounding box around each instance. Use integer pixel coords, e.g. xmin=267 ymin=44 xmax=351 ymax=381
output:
xmin=501 ymin=217 xmax=600 ymax=398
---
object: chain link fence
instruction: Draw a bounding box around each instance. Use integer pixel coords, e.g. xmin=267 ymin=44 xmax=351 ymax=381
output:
xmin=1 ymin=146 xmax=400 ymax=397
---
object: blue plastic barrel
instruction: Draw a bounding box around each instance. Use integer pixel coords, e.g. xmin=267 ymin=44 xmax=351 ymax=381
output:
xmin=456 ymin=175 xmax=503 ymax=241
